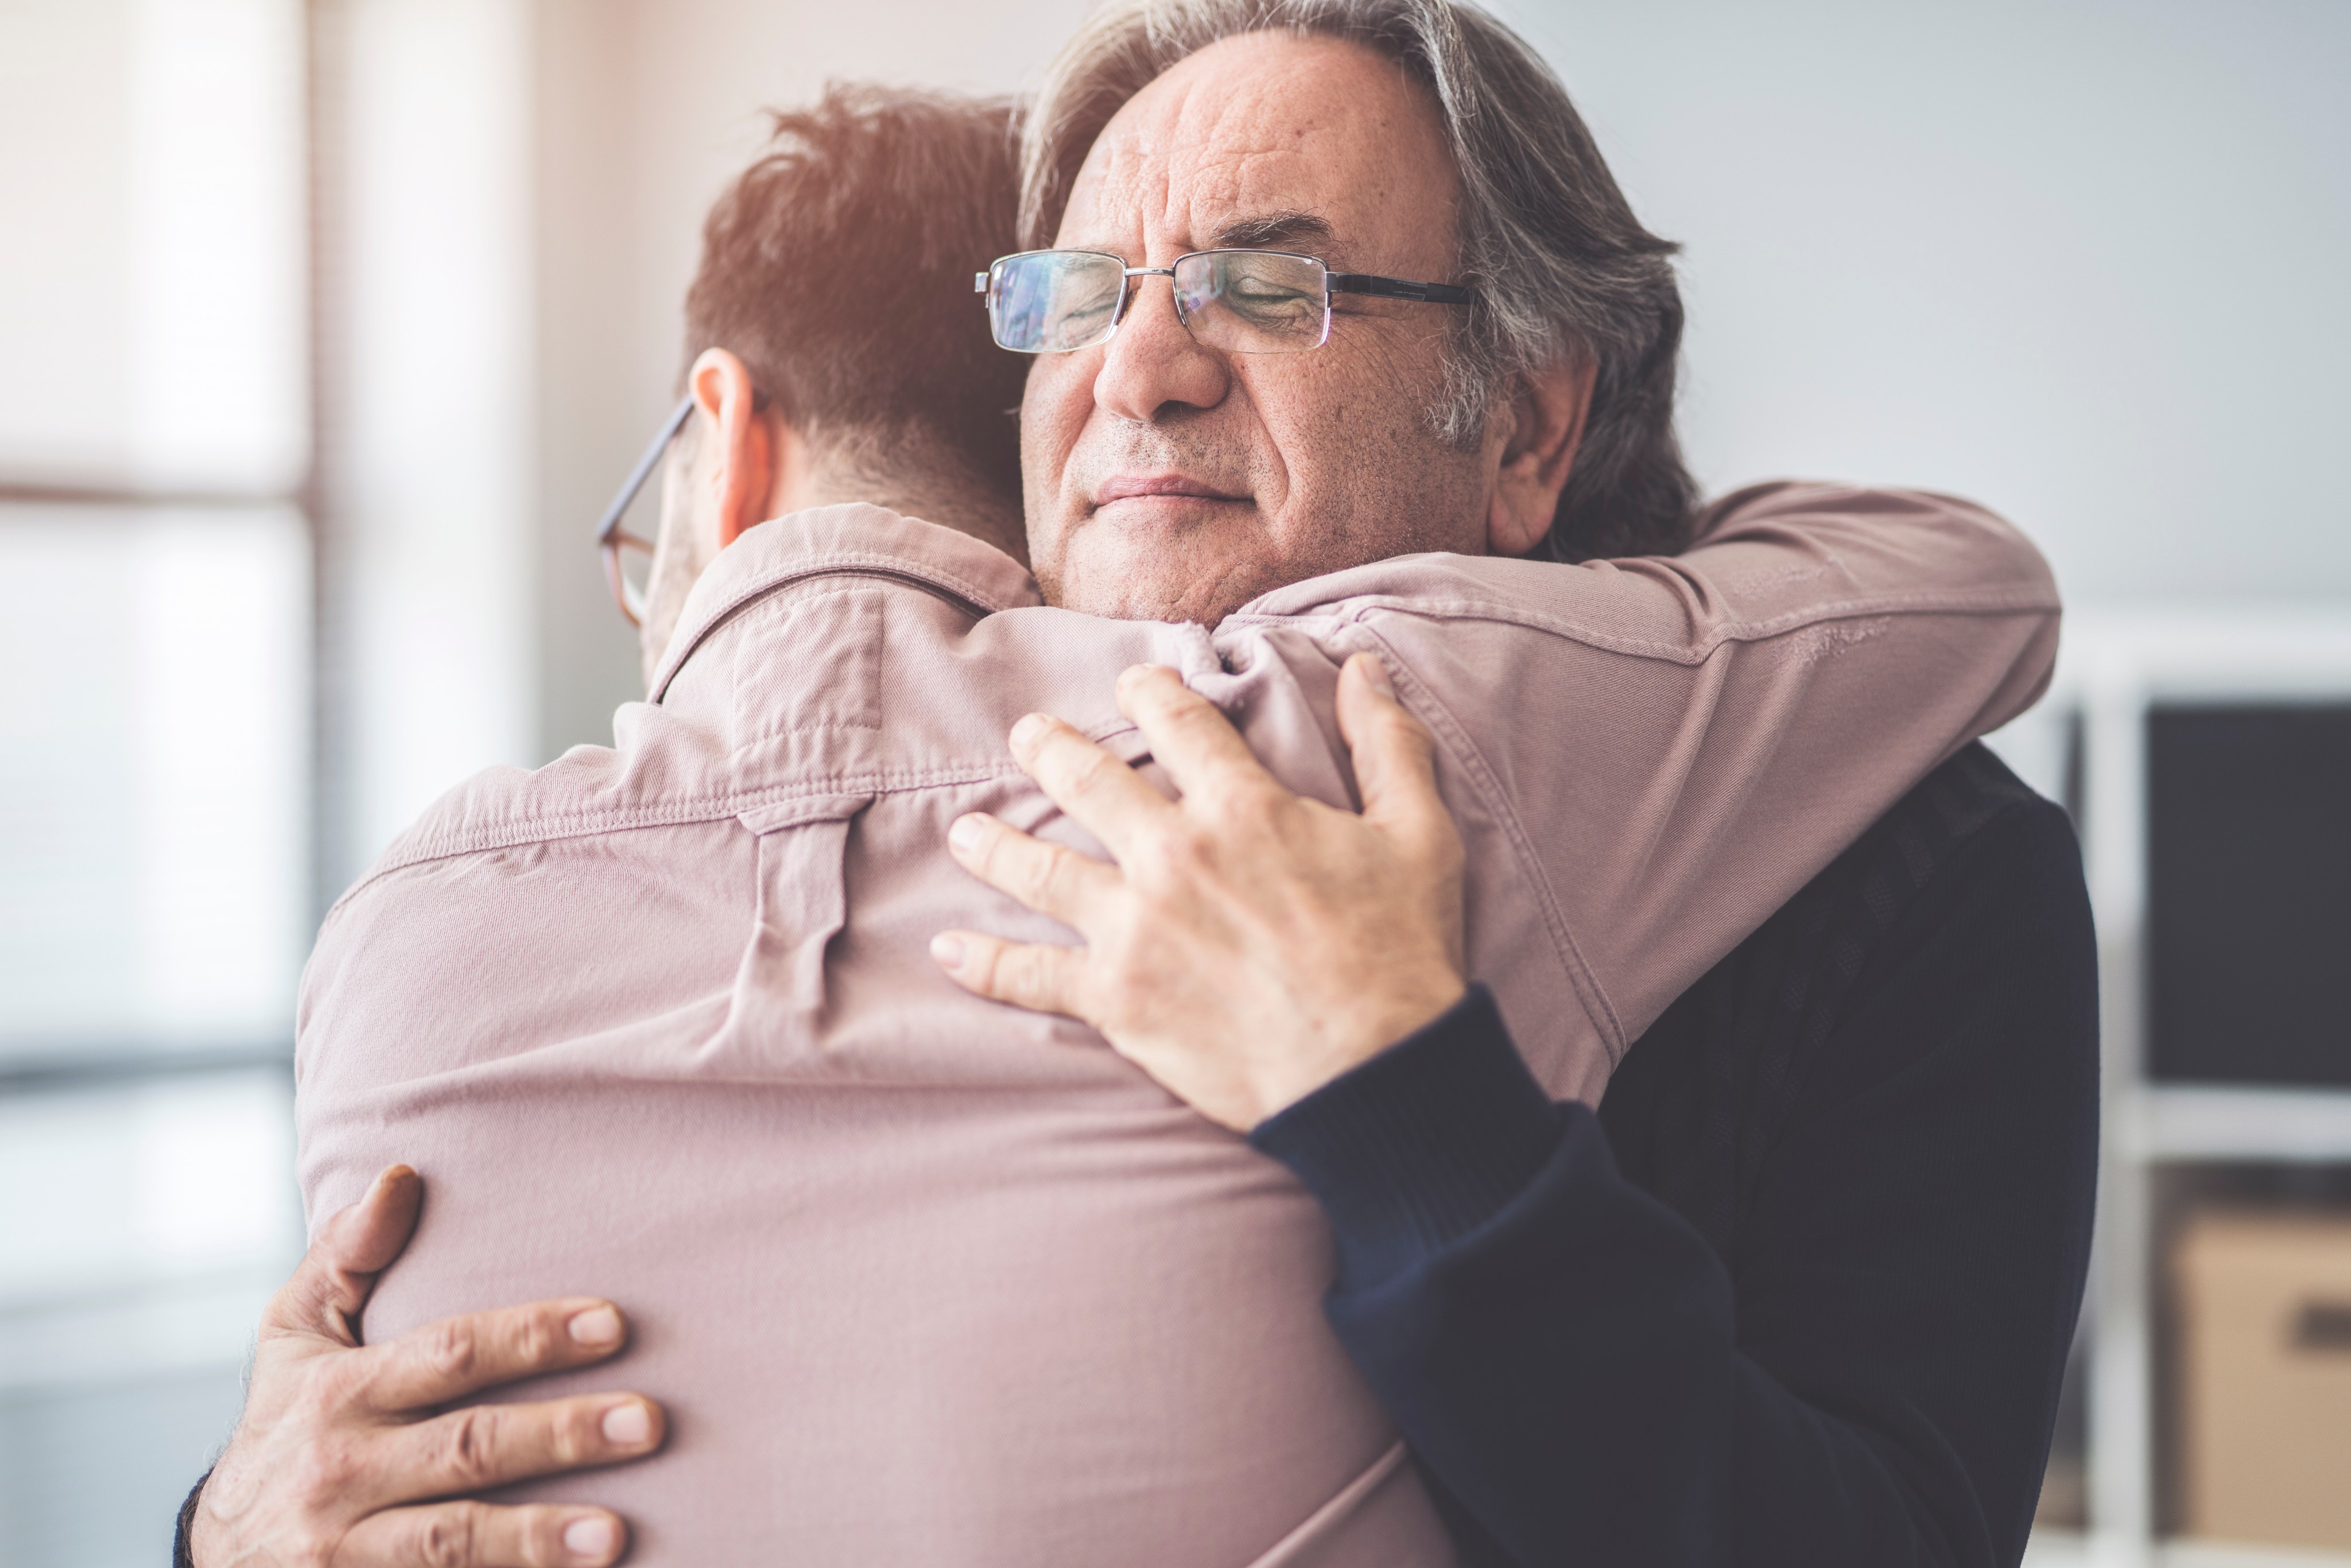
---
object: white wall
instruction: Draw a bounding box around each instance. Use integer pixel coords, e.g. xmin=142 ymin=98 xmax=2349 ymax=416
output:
xmin=1511 ymin=0 xmax=2351 ymax=608
xmin=525 ymin=0 xmax=2350 ymax=749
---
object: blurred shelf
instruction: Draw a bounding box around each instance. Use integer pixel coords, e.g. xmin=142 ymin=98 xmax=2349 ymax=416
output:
xmin=2027 ymin=1532 xmax=2351 ymax=1567
xmin=2125 ymin=1085 xmax=2351 ymax=1164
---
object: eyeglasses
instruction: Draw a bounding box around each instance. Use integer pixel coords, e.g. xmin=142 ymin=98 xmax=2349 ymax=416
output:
xmin=594 ymin=386 xmax=777 ymax=627
xmin=595 ymin=394 xmax=694 ymax=628
xmin=976 ymin=248 xmax=1476 ymax=356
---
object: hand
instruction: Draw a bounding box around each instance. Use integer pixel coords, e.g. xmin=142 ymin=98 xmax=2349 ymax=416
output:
xmin=191 ymin=1165 xmax=665 ymax=1567
xmin=931 ymin=653 xmax=1468 ymax=1130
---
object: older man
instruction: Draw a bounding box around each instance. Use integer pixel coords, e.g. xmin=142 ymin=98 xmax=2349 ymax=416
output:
xmin=186 ymin=6 xmax=2090 ymax=1567
xmin=944 ymin=6 xmax=2096 ymax=1565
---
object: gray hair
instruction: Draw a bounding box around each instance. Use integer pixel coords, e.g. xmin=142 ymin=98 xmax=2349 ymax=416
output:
xmin=1020 ymin=0 xmax=1698 ymax=559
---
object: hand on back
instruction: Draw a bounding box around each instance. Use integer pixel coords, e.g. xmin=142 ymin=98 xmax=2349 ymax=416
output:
xmin=933 ymin=653 xmax=1468 ymax=1129
xmin=190 ymin=1166 xmax=662 ymax=1567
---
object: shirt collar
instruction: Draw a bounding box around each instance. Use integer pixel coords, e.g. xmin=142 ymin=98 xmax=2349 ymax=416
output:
xmin=648 ymin=503 xmax=1043 ymax=701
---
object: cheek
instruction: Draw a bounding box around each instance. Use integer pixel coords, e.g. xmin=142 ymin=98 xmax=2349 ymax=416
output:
xmin=1250 ymin=342 xmax=1484 ymax=554
xmin=1019 ymin=356 xmax=1093 ymax=484
xmin=1252 ymin=349 xmax=1430 ymax=494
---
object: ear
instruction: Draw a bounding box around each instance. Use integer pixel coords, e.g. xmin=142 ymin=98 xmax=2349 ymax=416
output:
xmin=1484 ymin=356 xmax=1597 ymax=558
xmin=687 ymin=348 xmax=806 ymax=548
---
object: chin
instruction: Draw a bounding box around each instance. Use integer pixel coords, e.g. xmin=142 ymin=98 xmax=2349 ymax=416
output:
xmin=1043 ymin=551 xmax=1266 ymax=626
xmin=1039 ymin=521 xmax=1306 ymax=627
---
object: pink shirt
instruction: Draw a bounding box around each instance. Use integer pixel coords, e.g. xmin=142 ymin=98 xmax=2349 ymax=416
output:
xmin=298 ymin=483 xmax=2058 ymax=1565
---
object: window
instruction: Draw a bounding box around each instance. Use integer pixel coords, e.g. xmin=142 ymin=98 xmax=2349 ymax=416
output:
xmin=0 ymin=0 xmax=309 ymax=1558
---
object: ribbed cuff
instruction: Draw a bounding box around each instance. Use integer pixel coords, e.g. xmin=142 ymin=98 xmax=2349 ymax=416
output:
xmin=1250 ymin=985 xmax=1565 ymax=1288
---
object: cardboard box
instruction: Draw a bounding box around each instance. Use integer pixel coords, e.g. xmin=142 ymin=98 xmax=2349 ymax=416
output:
xmin=2175 ymin=1209 xmax=2351 ymax=1550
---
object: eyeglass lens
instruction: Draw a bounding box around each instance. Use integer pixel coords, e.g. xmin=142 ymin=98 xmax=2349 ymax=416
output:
xmin=606 ymin=531 xmax=654 ymax=627
xmin=987 ymin=250 xmax=1333 ymax=355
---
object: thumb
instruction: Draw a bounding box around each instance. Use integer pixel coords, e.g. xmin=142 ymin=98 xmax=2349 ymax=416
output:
xmin=1335 ymin=653 xmax=1444 ymax=836
xmin=262 ymin=1163 xmax=423 ymax=1345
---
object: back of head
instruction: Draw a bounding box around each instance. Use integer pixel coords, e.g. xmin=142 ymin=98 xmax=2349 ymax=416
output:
xmin=686 ymin=85 xmax=1028 ymax=515
xmin=1021 ymin=0 xmax=1698 ymax=561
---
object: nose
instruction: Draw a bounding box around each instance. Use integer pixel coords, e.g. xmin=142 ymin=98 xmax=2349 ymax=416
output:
xmin=1093 ymin=271 xmax=1231 ymax=424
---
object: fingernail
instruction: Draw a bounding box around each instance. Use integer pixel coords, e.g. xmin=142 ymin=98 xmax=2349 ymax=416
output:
xmin=568 ymin=1306 xmax=622 ymax=1346
xmin=930 ymin=933 xmax=966 ymax=970
xmin=1357 ymin=654 xmax=1396 ymax=697
xmin=602 ymin=1401 xmax=653 ymax=1446
xmin=563 ymin=1514 xmax=618 ymax=1559
xmin=1010 ymin=713 xmax=1050 ymax=751
xmin=948 ymin=814 xmax=984 ymax=853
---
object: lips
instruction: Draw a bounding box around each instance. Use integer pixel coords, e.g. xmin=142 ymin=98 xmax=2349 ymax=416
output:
xmin=1092 ymin=473 xmax=1248 ymax=507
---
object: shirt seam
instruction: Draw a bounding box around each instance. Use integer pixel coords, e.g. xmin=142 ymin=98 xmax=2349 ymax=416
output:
xmin=649 ymin=551 xmax=1010 ymax=700
xmin=1351 ymin=626 xmax=1630 ymax=1068
xmin=326 ymin=762 xmax=1037 ymax=917
xmin=1224 ymin=584 xmax=2055 ymax=666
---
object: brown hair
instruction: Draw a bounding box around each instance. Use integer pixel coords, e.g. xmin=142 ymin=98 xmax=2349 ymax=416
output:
xmin=1022 ymin=0 xmax=1697 ymax=560
xmin=685 ymin=84 xmax=1028 ymax=506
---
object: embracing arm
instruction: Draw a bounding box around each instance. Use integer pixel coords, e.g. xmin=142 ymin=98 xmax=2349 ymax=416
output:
xmin=1221 ymin=482 xmax=2061 ymax=1091
xmin=1251 ymin=797 xmax=2099 ymax=1566
xmin=934 ymin=663 xmax=2096 ymax=1567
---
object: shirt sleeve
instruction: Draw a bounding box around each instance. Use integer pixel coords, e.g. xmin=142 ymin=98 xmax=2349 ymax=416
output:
xmin=1217 ymin=482 xmax=2063 ymax=1103
xmin=1248 ymin=798 xmax=2099 ymax=1568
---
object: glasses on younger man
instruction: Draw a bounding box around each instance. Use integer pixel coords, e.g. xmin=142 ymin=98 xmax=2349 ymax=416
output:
xmin=594 ymin=395 xmax=695 ymax=628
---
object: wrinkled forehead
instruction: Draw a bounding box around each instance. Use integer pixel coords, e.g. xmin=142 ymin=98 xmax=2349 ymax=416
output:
xmin=1057 ymin=31 xmax=1458 ymax=272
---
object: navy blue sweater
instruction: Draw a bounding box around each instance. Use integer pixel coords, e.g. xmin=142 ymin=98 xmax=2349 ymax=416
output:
xmin=1251 ymin=743 xmax=2100 ymax=1567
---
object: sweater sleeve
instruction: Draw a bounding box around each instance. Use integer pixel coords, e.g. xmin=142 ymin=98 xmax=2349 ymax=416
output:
xmin=1250 ymin=800 xmax=2100 ymax=1568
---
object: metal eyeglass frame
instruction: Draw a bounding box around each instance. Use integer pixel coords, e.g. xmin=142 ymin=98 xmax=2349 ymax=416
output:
xmin=592 ymin=386 xmax=770 ymax=628
xmin=975 ymin=248 xmax=1477 ymax=355
xmin=594 ymin=395 xmax=692 ymax=628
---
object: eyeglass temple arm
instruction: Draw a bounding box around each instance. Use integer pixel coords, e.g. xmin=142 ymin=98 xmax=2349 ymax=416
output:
xmin=1328 ymin=273 xmax=1476 ymax=305
xmin=595 ymin=394 xmax=697 ymax=546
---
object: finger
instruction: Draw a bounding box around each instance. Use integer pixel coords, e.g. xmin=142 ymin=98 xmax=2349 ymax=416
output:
xmin=1111 ymin=665 xmax=1275 ymax=802
xmin=945 ymin=812 xmax=1120 ymax=926
xmin=1006 ymin=710 xmax=1177 ymax=859
xmin=365 ymin=1394 xmax=665 ymax=1513
xmin=1335 ymin=653 xmax=1446 ymax=843
xmin=930 ymin=929 xmax=1096 ymax=1023
xmin=336 ymin=1500 xmax=629 ymax=1567
xmin=352 ymin=1298 xmax=635 ymax=1412
xmin=262 ymin=1164 xmax=424 ymax=1345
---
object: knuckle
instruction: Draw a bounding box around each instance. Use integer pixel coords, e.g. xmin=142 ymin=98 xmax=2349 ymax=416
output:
xmin=1036 ymin=847 xmax=1088 ymax=909
xmin=997 ymin=839 xmax=1050 ymax=903
xmin=998 ymin=944 xmax=1046 ymax=1004
xmin=1065 ymin=746 xmax=1126 ymax=797
xmin=960 ymin=936 xmax=1003 ymax=994
xmin=414 ymin=1503 xmax=485 ymax=1568
xmin=1007 ymin=944 xmax=1077 ymax=1012
xmin=1155 ymin=824 xmax=1221 ymax=880
xmin=285 ymin=1527 xmax=340 ymax=1568
xmin=288 ymin=1435 xmax=361 ymax=1511
xmin=507 ymin=1310 xmax=557 ymax=1369
xmin=421 ymin=1318 xmax=482 ymax=1383
xmin=312 ymin=1349 xmax=377 ymax=1414
xmin=1222 ymin=781 xmax=1286 ymax=833
xmin=436 ymin=1405 xmax=506 ymax=1490
xmin=549 ymin=1400 xmax=599 ymax=1466
xmin=964 ymin=815 xmax=1004 ymax=867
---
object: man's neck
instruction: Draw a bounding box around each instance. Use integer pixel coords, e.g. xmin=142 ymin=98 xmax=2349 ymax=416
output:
xmin=800 ymin=452 xmax=1027 ymax=568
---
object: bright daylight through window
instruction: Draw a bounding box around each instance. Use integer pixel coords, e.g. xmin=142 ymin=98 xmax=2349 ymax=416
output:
xmin=0 ymin=1 xmax=308 ymax=1561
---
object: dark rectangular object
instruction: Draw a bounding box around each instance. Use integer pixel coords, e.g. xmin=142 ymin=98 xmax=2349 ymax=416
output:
xmin=2147 ymin=704 xmax=2351 ymax=1086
